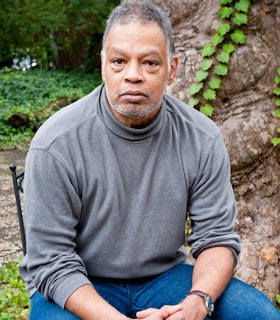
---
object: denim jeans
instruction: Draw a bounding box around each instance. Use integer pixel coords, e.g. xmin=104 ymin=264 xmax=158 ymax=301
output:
xmin=29 ymin=264 xmax=280 ymax=320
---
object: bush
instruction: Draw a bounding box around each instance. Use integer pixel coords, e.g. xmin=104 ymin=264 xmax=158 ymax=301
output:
xmin=0 ymin=259 xmax=29 ymax=319
xmin=0 ymin=69 xmax=102 ymax=151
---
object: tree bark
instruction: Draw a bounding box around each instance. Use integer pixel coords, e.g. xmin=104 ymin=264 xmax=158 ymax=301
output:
xmin=146 ymin=0 xmax=280 ymax=303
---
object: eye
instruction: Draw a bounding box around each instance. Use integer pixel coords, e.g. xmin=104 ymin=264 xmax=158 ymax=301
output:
xmin=145 ymin=60 xmax=159 ymax=67
xmin=112 ymin=58 xmax=125 ymax=65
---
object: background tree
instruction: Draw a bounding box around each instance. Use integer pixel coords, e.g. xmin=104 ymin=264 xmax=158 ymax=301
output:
xmin=0 ymin=0 xmax=119 ymax=71
xmin=142 ymin=0 xmax=279 ymax=303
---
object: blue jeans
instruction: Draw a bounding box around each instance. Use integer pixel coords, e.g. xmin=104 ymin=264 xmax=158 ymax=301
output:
xmin=29 ymin=264 xmax=280 ymax=319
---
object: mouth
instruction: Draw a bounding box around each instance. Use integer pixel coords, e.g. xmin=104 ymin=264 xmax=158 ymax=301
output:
xmin=121 ymin=90 xmax=148 ymax=103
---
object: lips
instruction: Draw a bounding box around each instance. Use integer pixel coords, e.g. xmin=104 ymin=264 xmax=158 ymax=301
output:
xmin=121 ymin=90 xmax=148 ymax=103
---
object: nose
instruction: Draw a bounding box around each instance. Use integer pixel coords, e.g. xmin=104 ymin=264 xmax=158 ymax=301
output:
xmin=125 ymin=61 xmax=143 ymax=83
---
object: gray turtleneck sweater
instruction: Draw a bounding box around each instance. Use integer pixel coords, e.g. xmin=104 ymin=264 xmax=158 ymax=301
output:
xmin=20 ymin=84 xmax=240 ymax=308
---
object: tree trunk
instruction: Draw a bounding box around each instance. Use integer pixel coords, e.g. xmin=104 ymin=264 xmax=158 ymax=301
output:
xmin=148 ymin=0 xmax=280 ymax=303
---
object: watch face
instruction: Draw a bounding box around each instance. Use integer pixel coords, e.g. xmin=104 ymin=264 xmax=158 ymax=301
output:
xmin=206 ymin=296 xmax=214 ymax=315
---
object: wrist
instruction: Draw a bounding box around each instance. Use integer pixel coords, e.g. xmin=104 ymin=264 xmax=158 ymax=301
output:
xmin=188 ymin=290 xmax=214 ymax=317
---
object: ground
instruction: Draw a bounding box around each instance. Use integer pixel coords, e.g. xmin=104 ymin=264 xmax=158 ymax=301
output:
xmin=0 ymin=150 xmax=26 ymax=264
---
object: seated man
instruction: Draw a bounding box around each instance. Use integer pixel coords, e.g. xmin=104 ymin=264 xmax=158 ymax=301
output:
xmin=20 ymin=1 xmax=280 ymax=319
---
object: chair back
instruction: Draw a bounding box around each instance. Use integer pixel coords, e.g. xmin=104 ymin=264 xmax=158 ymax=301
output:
xmin=9 ymin=164 xmax=26 ymax=255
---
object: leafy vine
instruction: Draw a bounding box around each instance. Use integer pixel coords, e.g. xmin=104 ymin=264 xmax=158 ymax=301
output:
xmin=272 ymin=67 xmax=280 ymax=147
xmin=188 ymin=0 xmax=251 ymax=116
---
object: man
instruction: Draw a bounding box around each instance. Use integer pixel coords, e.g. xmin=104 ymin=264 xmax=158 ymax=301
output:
xmin=20 ymin=1 xmax=280 ymax=319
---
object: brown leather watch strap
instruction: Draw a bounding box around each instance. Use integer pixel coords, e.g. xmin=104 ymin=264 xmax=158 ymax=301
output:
xmin=188 ymin=290 xmax=208 ymax=298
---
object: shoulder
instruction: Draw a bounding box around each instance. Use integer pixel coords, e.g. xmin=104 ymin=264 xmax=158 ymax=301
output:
xmin=30 ymin=85 xmax=103 ymax=149
xmin=163 ymin=93 xmax=220 ymax=140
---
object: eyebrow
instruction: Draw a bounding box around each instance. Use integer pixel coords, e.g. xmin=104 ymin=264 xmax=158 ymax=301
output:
xmin=110 ymin=47 xmax=163 ymax=58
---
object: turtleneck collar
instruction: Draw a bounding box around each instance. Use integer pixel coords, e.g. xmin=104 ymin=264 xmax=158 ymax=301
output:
xmin=97 ymin=83 xmax=167 ymax=141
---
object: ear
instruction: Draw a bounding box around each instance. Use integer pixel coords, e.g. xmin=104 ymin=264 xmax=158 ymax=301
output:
xmin=168 ymin=56 xmax=179 ymax=85
xmin=101 ymin=53 xmax=105 ymax=81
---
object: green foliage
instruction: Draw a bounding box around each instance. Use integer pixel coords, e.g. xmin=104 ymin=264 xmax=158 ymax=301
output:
xmin=230 ymin=29 xmax=246 ymax=44
xmin=196 ymin=70 xmax=208 ymax=82
xmin=217 ymin=23 xmax=231 ymax=36
xmin=233 ymin=12 xmax=248 ymax=25
xmin=188 ymin=0 xmax=250 ymax=118
xmin=201 ymin=59 xmax=213 ymax=71
xmin=214 ymin=63 xmax=229 ymax=76
xmin=201 ymin=44 xmax=216 ymax=57
xmin=0 ymin=259 xmax=29 ymax=319
xmin=276 ymin=294 xmax=280 ymax=309
xmin=272 ymin=67 xmax=280 ymax=146
xmin=189 ymin=83 xmax=204 ymax=95
xmin=0 ymin=0 xmax=119 ymax=70
xmin=208 ymin=78 xmax=222 ymax=89
xmin=219 ymin=6 xmax=234 ymax=19
xmin=211 ymin=33 xmax=224 ymax=46
xmin=203 ymin=89 xmax=216 ymax=100
xmin=200 ymin=104 xmax=214 ymax=117
xmin=222 ymin=43 xmax=235 ymax=54
xmin=0 ymin=69 xmax=102 ymax=150
xmin=235 ymin=0 xmax=250 ymax=12
xmin=217 ymin=51 xmax=230 ymax=63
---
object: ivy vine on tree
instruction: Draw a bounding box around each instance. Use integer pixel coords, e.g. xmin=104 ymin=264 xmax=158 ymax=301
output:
xmin=272 ymin=67 xmax=280 ymax=147
xmin=188 ymin=0 xmax=250 ymax=117
xmin=188 ymin=0 xmax=280 ymax=146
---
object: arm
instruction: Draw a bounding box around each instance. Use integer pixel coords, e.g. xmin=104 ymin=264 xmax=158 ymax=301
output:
xmin=65 ymin=284 xmax=130 ymax=320
xmin=179 ymin=246 xmax=234 ymax=319
xmin=137 ymin=247 xmax=234 ymax=320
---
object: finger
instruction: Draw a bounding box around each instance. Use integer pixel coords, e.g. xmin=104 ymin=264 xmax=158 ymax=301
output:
xmin=160 ymin=304 xmax=182 ymax=318
xmin=137 ymin=308 xmax=158 ymax=318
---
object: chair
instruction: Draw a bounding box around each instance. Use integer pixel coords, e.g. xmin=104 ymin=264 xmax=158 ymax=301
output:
xmin=9 ymin=163 xmax=26 ymax=255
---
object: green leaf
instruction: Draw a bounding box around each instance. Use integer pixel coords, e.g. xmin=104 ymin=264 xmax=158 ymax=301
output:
xmin=218 ymin=6 xmax=234 ymax=19
xmin=203 ymin=89 xmax=216 ymax=100
xmin=222 ymin=43 xmax=235 ymax=54
xmin=214 ymin=63 xmax=228 ymax=76
xmin=211 ymin=33 xmax=224 ymax=46
xmin=217 ymin=51 xmax=230 ymax=63
xmin=273 ymin=88 xmax=280 ymax=96
xmin=208 ymin=77 xmax=222 ymax=89
xmin=201 ymin=59 xmax=213 ymax=71
xmin=275 ymin=109 xmax=280 ymax=118
xmin=275 ymin=99 xmax=280 ymax=107
xmin=217 ymin=23 xmax=231 ymax=36
xmin=235 ymin=0 xmax=250 ymax=12
xmin=271 ymin=137 xmax=280 ymax=147
xmin=188 ymin=97 xmax=199 ymax=107
xmin=200 ymin=104 xmax=214 ymax=117
xmin=230 ymin=29 xmax=246 ymax=44
xmin=196 ymin=70 xmax=209 ymax=82
xmin=233 ymin=13 xmax=248 ymax=25
xmin=277 ymin=68 xmax=280 ymax=76
xmin=189 ymin=82 xmax=204 ymax=95
xmin=274 ymin=77 xmax=280 ymax=85
xmin=201 ymin=43 xmax=215 ymax=57
xmin=220 ymin=0 xmax=233 ymax=4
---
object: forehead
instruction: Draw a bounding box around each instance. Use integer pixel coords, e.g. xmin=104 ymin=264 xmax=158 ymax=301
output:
xmin=105 ymin=21 xmax=168 ymax=54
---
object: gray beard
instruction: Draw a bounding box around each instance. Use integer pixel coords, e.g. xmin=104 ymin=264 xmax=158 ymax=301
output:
xmin=110 ymin=102 xmax=159 ymax=120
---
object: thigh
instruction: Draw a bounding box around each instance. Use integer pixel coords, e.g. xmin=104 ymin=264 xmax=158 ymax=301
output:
xmin=130 ymin=264 xmax=194 ymax=314
xmin=29 ymin=292 xmax=79 ymax=320
xmin=92 ymin=279 xmax=128 ymax=316
xmin=214 ymin=277 xmax=280 ymax=320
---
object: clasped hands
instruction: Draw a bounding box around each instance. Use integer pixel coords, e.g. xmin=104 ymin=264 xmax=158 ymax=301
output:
xmin=132 ymin=301 xmax=206 ymax=320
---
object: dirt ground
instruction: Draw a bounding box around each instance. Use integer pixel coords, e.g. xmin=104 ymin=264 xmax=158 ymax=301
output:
xmin=0 ymin=150 xmax=26 ymax=264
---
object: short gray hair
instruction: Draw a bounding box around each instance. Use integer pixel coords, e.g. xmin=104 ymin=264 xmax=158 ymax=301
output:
xmin=102 ymin=1 xmax=174 ymax=56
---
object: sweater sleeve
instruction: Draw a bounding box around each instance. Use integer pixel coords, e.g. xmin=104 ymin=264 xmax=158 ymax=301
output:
xmin=19 ymin=148 xmax=92 ymax=308
xmin=187 ymin=132 xmax=241 ymax=263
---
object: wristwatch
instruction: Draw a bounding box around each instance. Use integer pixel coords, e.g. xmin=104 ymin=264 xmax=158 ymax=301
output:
xmin=188 ymin=290 xmax=214 ymax=316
